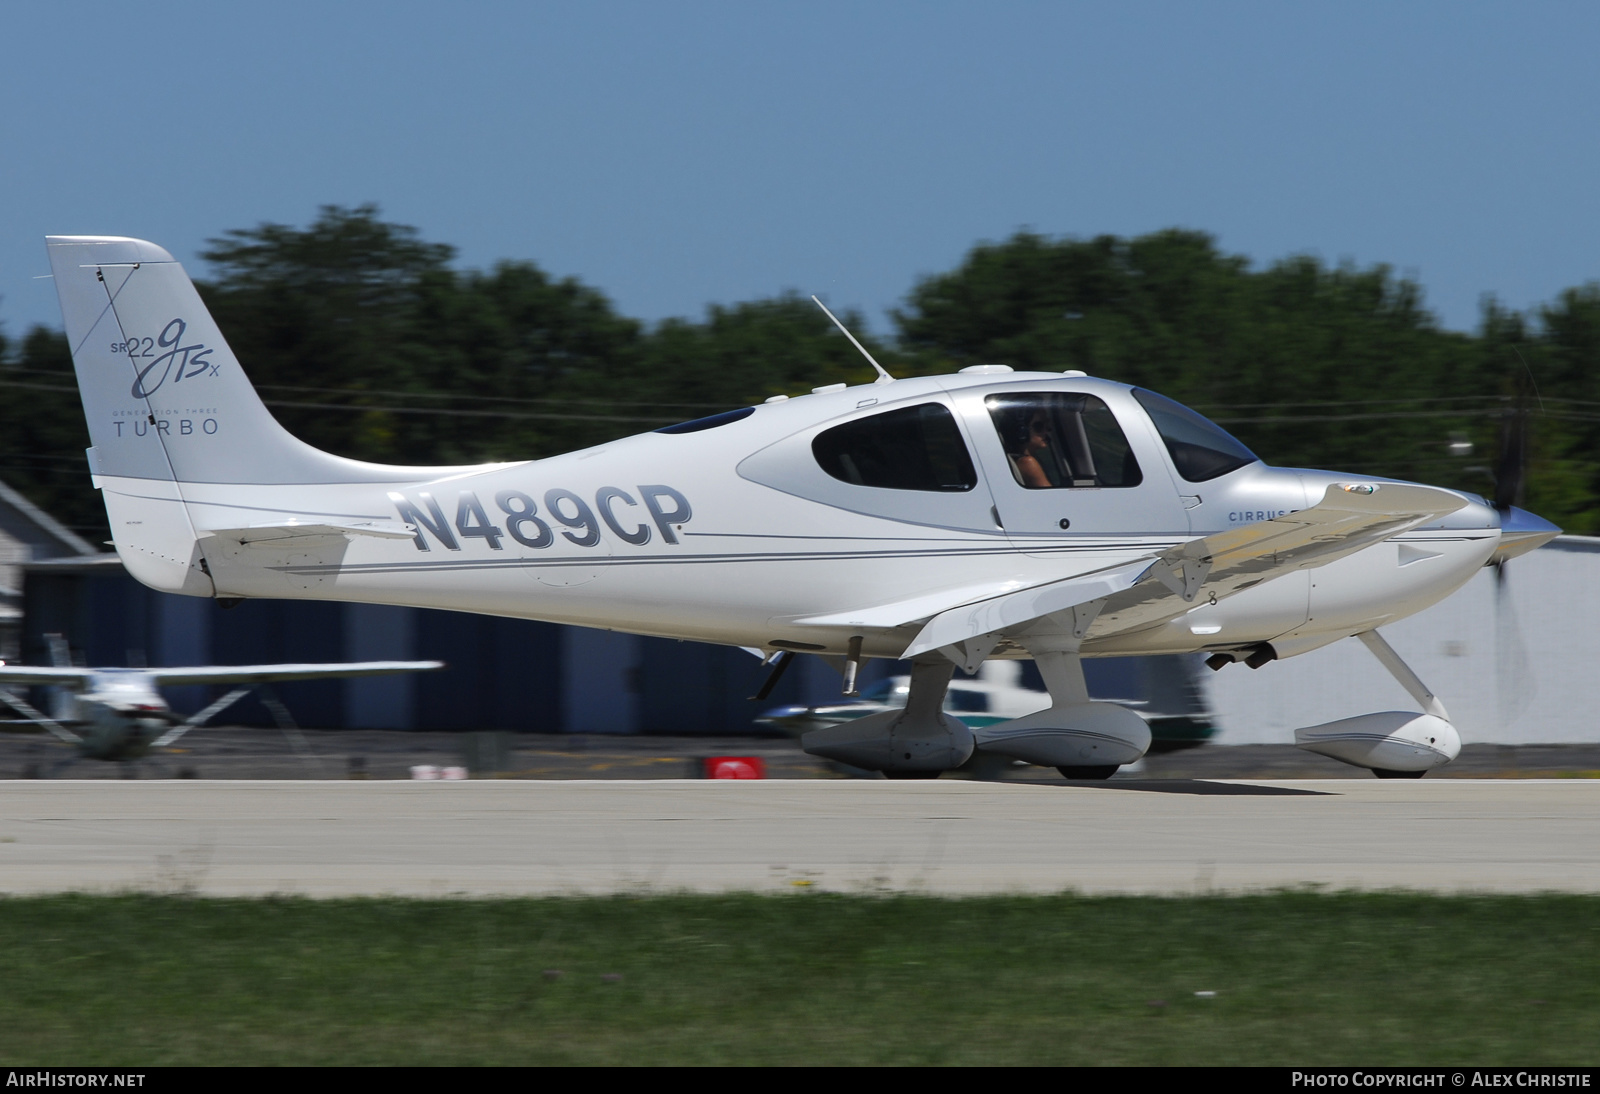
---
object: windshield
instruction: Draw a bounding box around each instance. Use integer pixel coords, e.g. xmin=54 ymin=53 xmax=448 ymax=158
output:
xmin=1132 ymin=389 xmax=1258 ymax=482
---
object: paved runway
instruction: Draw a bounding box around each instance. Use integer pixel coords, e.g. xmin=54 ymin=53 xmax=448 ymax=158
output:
xmin=1 ymin=779 xmax=1596 ymax=897
xmin=10 ymin=726 xmax=1600 ymax=782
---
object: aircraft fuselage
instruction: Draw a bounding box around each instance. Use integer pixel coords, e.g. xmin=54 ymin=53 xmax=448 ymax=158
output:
xmin=95 ymin=372 xmax=1510 ymax=664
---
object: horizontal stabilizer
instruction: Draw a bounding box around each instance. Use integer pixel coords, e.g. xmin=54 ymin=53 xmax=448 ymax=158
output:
xmin=203 ymin=521 xmax=418 ymax=545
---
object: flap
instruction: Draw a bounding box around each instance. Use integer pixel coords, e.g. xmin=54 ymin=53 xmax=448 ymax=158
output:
xmin=789 ymin=579 xmax=1039 ymax=631
xmin=900 ymin=559 xmax=1154 ymax=658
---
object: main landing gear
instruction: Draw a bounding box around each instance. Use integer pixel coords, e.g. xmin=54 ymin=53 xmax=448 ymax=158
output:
xmin=800 ymin=638 xmax=1153 ymax=782
xmin=802 ymin=658 xmax=975 ymax=775
xmin=967 ymin=644 xmax=1149 ymax=782
xmin=1057 ymin=765 xmax=1120 ymax=780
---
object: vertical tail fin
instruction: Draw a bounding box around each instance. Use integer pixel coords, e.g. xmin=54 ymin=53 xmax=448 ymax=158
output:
xmin=46 ymin=235 xmax=471 ymax=597
xmin=46 ymin=235 xmax=413 ymax=486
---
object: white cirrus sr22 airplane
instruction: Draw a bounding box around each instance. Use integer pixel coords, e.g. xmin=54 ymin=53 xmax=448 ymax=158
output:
xmin=42 ymin=235 xmax=1560 ymax=779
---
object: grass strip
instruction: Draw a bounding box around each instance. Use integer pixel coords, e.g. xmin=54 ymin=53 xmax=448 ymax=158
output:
xmin=0 ymin=890 xmax=1596 ymax=1065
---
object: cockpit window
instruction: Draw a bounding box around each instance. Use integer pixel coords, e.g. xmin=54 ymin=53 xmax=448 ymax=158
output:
xmin=812 ymin=403 xmax=977 ymax=492
xmin=984 ymin=392 xmax=1143 ymax=489
xmin=1132 ymin=389 xmax=1258 ymax=482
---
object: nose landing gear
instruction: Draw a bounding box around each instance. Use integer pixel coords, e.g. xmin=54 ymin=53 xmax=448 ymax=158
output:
xmin=1293 ymin=629 xmax=1462 ymax=778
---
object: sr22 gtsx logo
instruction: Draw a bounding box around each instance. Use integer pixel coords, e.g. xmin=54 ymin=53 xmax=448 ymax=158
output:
xmin=390 ymin=486 xmax=691 ymax=552
xmin=113 ymin=318 xmax=218 ymax=398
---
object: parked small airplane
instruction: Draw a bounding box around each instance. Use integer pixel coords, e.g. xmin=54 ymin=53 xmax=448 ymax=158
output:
xmin=760 ymin=661 xmax=1065 ymax=739
xmin=757 ymin=658 xmax=1215 ymax=755
xmin=43 ymin=235 xmax=1560 ymax=779
xmin=0 ymin=655 xmax=442 ymax=761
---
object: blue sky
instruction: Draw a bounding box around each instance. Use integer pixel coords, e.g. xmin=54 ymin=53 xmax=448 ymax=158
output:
xmin=4 ymin=2 xmax=1598 ymax=340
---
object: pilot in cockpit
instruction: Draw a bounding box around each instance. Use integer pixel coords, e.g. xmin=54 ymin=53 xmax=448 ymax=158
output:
xmin=1003 ymin=409 xmax=1058 ymax=488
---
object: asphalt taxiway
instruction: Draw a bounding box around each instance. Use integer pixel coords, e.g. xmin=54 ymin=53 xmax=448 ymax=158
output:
xmin=5 ymin=727 xmax=1599 ymax=781
xmin=1 ymin=779 xmax=1595 ymax=897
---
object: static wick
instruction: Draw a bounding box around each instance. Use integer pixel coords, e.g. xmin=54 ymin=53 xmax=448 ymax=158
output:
xmin=812 ymin=295 xmax=894 ymax=385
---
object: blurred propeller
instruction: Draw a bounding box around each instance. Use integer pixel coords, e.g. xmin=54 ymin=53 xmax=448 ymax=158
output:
xmin=1492 ymin=558 xmax=1533 ymax=731
xmin=1489 ymin=351 xmax=1542 ymax=731
xmin=1492 ymin=354 xmax=1533 ymax=515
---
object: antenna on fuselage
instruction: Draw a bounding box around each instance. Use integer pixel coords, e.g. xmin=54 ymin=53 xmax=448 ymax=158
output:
xmin=811 ymin=295 xmax=894 ymax=385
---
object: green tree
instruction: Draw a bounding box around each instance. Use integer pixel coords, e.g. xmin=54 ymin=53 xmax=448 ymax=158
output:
xmin=1516 ymin=286 xmax=1600 ymax=533
xmin=896 ymin=229 xmax=1508 ymax=510
xmin=0 ymin=325 xmax=103 ymax=538
xmin=4 ymin=211 xmax=1600 ymax=542
xmin=198 ymin=204 xmax=646 ymax=464
xmin=636 ymin=294 xmax=902 ymax=411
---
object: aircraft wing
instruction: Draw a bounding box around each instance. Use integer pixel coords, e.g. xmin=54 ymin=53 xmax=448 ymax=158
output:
xmin=902 ymin=481 xmax=1466 ymax=658
xmin=0 ymin=666 xmax=94 ymax=687
xmin=146 ymin=661 xmax=445 ymax=686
